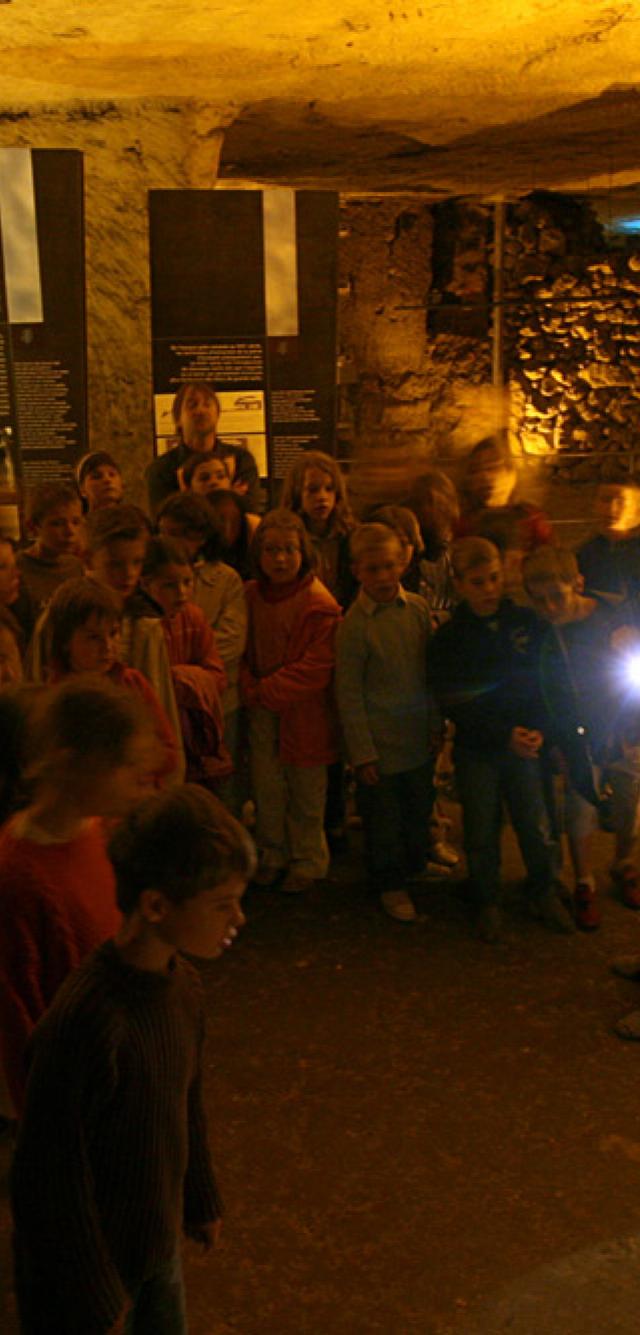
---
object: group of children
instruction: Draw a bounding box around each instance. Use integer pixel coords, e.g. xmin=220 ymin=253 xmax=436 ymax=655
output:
xmin=4 ymin=408 xmax=640 ymax=1330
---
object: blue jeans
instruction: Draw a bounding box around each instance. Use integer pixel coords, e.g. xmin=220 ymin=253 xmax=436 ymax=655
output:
xmin=454 ymin=746 xmax=557 ymax=907
xmin=125 ymin=1251 xmax=187 ymax=1335
xmin=357 ymin=760 xmax=435 ymax=892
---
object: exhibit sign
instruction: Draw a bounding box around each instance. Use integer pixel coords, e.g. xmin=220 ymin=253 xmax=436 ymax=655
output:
xmin=149 ymin=189 xmax=338 ymax=493
xmin=0 ymin=147 xmax=87 ymax=521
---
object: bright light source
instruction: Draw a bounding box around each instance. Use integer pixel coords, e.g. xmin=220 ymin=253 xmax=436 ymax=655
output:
xmin=622 ymin=652 xmax=640 ymax=689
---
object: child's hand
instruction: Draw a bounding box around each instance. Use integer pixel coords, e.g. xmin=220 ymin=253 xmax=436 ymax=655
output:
xmin=186 ymin=1219 xmax=222 ymax=1251
xmin=510 ymin=726 xmax=543 ymax=758
xmin=356 ymin=762 xmax=380 ymax=786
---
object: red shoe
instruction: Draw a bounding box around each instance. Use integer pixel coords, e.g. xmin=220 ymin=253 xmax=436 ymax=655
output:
xmin=574 ymin=882 xmax=601 ymax=931
xmin=618 ymin=866 xmax=640 ymax=910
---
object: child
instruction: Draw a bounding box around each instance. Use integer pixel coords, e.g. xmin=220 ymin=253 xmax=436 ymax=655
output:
xmin=207 ymin=489 xmax=259 ymax=582
xmin=11 ymin=783 xmax=254 ymax=1334
xmin=0 ymin=534 xmax=36 ymax=645
xmin=429 ymin=537 xmax=570 ymax=941
xmin=0 ymin=676 xmax=155 ymax=1112
xmin=240 ymin=509 xmax=341 ymax=892
xmin=406 ymin=469 xmax=459 ymax=621
xmin=0 ymin=604 xmax=23 ymax=686
xmin=141 ymin=537 xmax=231 ymax=786
xmin=46 ymin=577 xmax=181 ymax=785
xmin=364 ymin=503 xmax=425 ymax=597
xmin=457 ymin=437 xmax=553 ymax=552
xmin=577 ymin=477 xmax=640 ymax=600
xmin=182 ymin=449 xmax=234 ymax=495
xmin=523 ymin=545 xmax=638 ymax=927
xmin=17 ymin=482 xmax=84 ymax=609
xmin=336 ymin=523 xmax=440 ymax=922
xmin=76 ymin=450 xmax=124 ymax=513
xmin=281 ymin=449 xmax=357 ymax=610
xmin=28 ymin=504 xmax=183 ymax=769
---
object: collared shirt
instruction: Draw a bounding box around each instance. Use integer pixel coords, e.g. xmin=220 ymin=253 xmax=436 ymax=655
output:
xmin=336 ymin=586 xmax=438 ymax=774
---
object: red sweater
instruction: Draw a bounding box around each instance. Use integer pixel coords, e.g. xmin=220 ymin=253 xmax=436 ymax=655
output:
xmin=241 ymin=573 xmax=341 ymax=766
xmin=0 ymin=816 xmax=120 ymax=1113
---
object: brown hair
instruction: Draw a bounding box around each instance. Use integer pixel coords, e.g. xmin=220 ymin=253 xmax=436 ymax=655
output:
xmin=142 ymin=536 xmax=192 ymax=579
xmin=86 ymin=504 xmax=151 ymax=554
xmin=450 ymin=536 xmax=500 ymax=579
xmin=27 ymin=676 xmax=147 ymax=783
xmin=364 ymin=504 xmax=423 ymax=553
xmin=45 ymin=578 xmax=122 ymax=674
xmin=252 ymin=509 xmax=314 ymax=578
xmin=109 ymin=783 xmax=256 ymax=912
xmin=182 ymin=451 xmax=230 ymax=490
xmin=27 ymin=482 xmax=81 ymax=528
xmin=171 ymin=381 xmax=221 ymax=431
xmin=349 ymin=522 xmax=405 ymax=565
xmin=281 ymin=451 xmax=354 ymax=536
xmin=156 ymin=491 xmax=215 ymax=543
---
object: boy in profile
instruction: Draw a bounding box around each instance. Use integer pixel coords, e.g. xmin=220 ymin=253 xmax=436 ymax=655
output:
xmin=11 ymin=784 xmax=254 ymax=1335
xmin=429 ymin=537 xmax=571 ymax=941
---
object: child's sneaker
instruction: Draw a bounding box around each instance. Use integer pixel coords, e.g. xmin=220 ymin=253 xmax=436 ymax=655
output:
xmin=428 ymin=838 xmax=460 ymax=869
xmin=380 ymin=889 xmax=417 ymax=922
xmin=573 ymin=881 xmax=601 ymax=931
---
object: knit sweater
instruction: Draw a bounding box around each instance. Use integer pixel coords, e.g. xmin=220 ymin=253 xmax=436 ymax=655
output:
xmin=0 ymin=816 xmax=119 ymax=1113
xmin=336 ymin=586 xmax=437 ymax=774
xmin=11 ymin=940 xmax=221 ymax=1335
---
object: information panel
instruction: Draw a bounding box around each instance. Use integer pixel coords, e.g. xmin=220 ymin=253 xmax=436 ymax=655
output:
xmin=149 ymin=189 xmax=338 ymax=494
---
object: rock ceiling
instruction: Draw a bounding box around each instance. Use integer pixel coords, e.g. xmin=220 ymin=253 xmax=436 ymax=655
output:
xmin=1 ymin=1 xmax=640 ymax=199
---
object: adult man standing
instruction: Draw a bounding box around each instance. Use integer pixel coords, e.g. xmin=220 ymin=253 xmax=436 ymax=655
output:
xmin=146 ymin=381 xmax=260 ymax=514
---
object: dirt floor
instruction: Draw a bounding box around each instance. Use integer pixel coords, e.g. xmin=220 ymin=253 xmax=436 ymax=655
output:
xmin=3 ymin=815 xmax=640 ymax=1334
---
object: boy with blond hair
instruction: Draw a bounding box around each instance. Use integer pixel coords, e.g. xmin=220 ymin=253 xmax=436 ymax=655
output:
xmin=336 ymin=523 xmax=440 ymax=922
xmin=429 ymin=537 xmax=570 ymax=941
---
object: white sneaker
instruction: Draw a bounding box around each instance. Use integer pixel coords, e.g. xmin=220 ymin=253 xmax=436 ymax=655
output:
xmin=429 ymin=839 xmax=460 ymax=868
xmin=380 ymin=890 xmax=417 ymax=922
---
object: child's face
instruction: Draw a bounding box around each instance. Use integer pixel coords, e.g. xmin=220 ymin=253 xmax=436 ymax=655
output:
xmin=36 ymin=502 xmax=83 ymax=557
xmin=81 ymin=465 xmax=123 ymax=511
xmin=354 ymin=539 xmax=406 ymax=603
xmin=67 ymin=612 xmax=121 ymax=675
xmin=190 ymin=458 xmax=231 ymax=496
xmin=157 ymin=517 xmax=201 ymax=562
xmin=525 ymin=576 xmax=583 ymax=625
xmin=301 ymin=466 xmax=336 ymax=532
xmin=88 ymin=537 xmax=146 ymax=605
xmin=73 ymin=729 xmax=158 ymax=818
xmin=155 ymin=875 xmax=247 ymax=960
xmin=455 ymin=558 xmax=503 ymax=617
xmin=0 ymin=624 xmax=22 ymax=685
xmin=595 ymin=485 xmax=638 ymax=536
xmin=145 ymin=562 xmax=194 ymax=618
xmin=0 ymin=542 xmax=19 ymax=606
xmin=260 ymin=527 xmax=303 ymax=584
xmin=467 ymin=453 xmax=515 ymax=508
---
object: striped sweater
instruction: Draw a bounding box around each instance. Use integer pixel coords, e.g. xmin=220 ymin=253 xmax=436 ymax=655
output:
xmin=11 ymin=940 xmax=221 ymax=1335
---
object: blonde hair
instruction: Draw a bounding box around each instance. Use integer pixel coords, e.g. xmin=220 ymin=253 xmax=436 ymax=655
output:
xmin=349 ymin=522 xmax=405 ymax=565
xmin=450 ymin=536 xmax=500 ymax=579
xmin=281 ymin=451 xmax=354 ymax=536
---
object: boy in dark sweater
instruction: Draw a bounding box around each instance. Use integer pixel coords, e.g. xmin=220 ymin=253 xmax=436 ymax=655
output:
xmin=11 ymin=784 xmax=255 ymax=1335
xmin=428 ymin=537 xmax=571 ymax=941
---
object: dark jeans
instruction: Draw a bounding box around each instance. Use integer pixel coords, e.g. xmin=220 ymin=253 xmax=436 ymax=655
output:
xmin=125 ymin=1251 xmax=187 ymax=1335
xmin=454 ymin=746 xmax=557 ymax=908
xmin=357 ymin=760 xmax=435 ymax=893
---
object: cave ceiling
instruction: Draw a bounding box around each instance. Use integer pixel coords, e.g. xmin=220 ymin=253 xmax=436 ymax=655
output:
xmin=1 ymin=1 xmax=640 ymax=201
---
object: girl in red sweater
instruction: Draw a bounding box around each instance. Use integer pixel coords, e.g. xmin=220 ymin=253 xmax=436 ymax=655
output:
xmin=241 ymin=509 xmax=341 ymax=893
xmin=0 ymin=676 xmax=155 ymax=1113
xmin=141 ymin=535 xmax=231 ymax=787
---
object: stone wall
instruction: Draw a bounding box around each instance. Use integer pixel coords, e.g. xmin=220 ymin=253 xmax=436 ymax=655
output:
xmin=0 ymin=101 xmax=224 ymax=504
xmin=337 ymin=196 xmax=492 ymax=505
xmin=504 ymin=195 xmax=640 ymax=481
